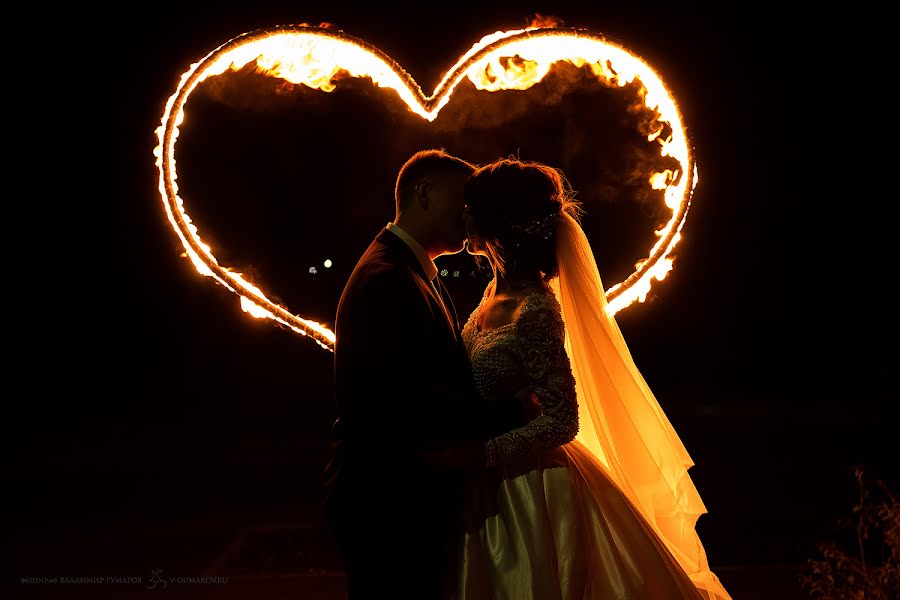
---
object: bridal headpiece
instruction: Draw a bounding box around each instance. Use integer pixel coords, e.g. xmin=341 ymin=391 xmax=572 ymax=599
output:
xmin=509 ymin=208 xmax=560 ymax=242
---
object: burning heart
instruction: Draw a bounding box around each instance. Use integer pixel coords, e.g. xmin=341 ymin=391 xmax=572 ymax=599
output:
xmin=154 ymin=24 xmax=696 ymax=352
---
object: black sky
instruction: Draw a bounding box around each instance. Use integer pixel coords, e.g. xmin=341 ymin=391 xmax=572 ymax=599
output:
xmin=10 ymin=0 xmax=897 ymax=578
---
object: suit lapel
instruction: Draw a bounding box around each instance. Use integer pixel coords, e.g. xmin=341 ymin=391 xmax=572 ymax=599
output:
xmin=434 ymin=277 xmax=459 ymax=336
xmin=375 ymin=229 xmax=458 ymax=341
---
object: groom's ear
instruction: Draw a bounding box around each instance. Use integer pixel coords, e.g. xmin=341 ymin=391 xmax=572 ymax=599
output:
xmin=414 ymin=179 xmax=432 ymax=209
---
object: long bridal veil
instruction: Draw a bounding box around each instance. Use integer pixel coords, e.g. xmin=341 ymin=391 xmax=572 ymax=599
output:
xmin=550 ymin=210 xmax=733 ymax=600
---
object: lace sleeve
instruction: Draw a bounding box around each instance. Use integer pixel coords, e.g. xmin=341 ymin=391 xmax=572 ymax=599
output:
xmin=484 ymin=295 xmax=579 ymax=467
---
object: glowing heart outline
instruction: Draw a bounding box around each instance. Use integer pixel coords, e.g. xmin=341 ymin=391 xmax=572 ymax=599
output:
xmin=154 ymin=25 xmax=696 ymax=352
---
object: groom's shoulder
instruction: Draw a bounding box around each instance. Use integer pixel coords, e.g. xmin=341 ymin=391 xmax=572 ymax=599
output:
xmin=349 ymin=260 xmax=414 ymax=292
xmin=343 ymin=249 xmax=414 ymax=293
xmin=338 ymin=263 xmax=419 ymax=322
xmin=341 ymin=233 xmax=418 ymax=297
xmin=350 ymin=231 xmax=396 ymax=270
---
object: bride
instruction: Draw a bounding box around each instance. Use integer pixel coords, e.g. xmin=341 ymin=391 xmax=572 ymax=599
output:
xmin=446 ymin=157 xmax=732 ymax=600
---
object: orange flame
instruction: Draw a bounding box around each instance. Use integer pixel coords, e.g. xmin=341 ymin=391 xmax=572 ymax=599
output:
xmin=528 ymin=14 xmax=565 ymax=28
xmin=154 ymin=25 xmax=696 ymax=351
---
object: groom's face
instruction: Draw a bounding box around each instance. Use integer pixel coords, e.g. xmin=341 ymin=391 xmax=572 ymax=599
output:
xmin=429 ymin=171 xmax=469 ymax=253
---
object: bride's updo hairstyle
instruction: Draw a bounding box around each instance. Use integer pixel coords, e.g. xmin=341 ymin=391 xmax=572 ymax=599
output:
xmin=464 ymin=157 xmax=582 ymax=283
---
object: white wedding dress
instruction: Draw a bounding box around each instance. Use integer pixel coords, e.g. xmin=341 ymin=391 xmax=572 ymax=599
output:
xmin=453 ymin=278 xmax=721 ymax=599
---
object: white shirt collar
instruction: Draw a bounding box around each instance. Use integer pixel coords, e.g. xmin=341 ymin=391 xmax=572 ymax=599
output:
xmin=386 ymin=222 xmax=438 ymax=282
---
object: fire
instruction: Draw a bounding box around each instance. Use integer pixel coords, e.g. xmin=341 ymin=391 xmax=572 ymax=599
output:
xmin=155 ymin=24 xmax=696 ymax=351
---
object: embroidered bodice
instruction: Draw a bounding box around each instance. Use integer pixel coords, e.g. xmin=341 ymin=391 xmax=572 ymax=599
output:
xmin=462 ymin=279 xmax=579 ymax=467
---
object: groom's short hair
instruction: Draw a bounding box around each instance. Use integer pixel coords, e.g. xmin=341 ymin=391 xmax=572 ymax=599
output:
xmin=395 ymin=148 xmax=475 ymax=213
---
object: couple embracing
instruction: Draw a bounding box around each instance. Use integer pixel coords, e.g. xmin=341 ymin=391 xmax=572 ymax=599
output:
xmin=323 ymin=149 xmax=731 ymax=600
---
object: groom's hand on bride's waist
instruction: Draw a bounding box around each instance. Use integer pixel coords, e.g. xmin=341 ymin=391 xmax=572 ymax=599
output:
xmin=417 ymin=389 xmax=539 ymax=471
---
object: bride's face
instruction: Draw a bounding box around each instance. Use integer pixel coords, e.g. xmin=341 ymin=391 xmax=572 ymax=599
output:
xmin=463 ymin=206 xmax=488 ymax=256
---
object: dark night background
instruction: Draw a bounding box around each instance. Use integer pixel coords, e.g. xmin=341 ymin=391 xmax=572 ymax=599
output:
xmin=8 ymin=2 xmax=897 ymax=599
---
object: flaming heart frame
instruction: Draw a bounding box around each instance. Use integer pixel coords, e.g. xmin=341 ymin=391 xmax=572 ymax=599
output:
xmin=155 ymin=25 xmax=696 ymax=352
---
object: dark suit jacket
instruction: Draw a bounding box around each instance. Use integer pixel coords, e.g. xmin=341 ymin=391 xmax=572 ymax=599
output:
xmin=324 ymin=227 xmax=517 ymax=575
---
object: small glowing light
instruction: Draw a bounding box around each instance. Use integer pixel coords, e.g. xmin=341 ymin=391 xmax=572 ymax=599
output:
xmin=452 ymin=270 xmax=460 ymax=278
xmin=309 ymin=267 xmax=317 ymax=274
xmin=440 ymin=269 xmax=449 ymax=277
xmin=323 ymin=259 xmax=333 ymax=268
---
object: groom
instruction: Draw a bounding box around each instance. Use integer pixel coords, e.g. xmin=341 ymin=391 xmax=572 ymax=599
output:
xmin=324 ymin=149 xmax=534 ymax=599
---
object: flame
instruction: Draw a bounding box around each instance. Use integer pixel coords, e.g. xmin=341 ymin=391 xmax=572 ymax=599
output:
xmin=155 ymin=25 xmax=696 ymax=352
xmin=528 ymin=14 xmax=565 ymax=28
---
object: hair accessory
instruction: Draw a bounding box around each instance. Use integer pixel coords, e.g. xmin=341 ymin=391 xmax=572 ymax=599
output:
xmin=509 ymin=210 xmax=559 ymax=241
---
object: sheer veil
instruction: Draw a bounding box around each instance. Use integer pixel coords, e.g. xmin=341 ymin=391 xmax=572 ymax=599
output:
xmin=550 ymin=210 xmax=733 ymax=600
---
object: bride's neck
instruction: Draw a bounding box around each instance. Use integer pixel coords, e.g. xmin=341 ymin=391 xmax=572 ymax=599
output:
xmin=493 ymin=270 xmax=546 ymax=296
